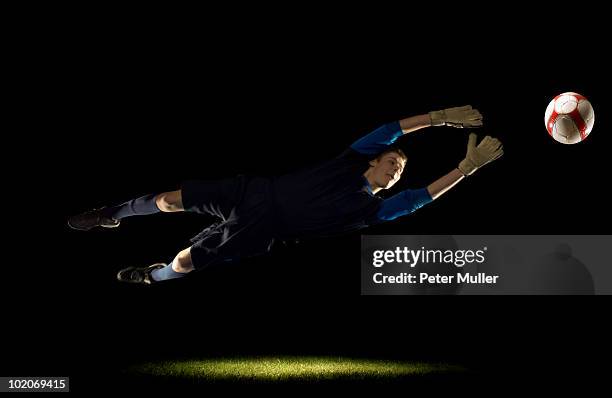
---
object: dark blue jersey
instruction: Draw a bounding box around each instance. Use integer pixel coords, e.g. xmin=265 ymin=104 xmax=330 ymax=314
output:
xmin=271 ymin=121 xmax=432 ymax=239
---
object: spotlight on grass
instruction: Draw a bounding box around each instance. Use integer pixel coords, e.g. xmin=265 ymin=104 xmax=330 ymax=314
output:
xmin=127 ymin=356 xmax=464 ymax=382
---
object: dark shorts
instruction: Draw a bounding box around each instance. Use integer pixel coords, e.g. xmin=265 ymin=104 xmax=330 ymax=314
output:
xmin=181 ymin=175 xmax=277 ymax=270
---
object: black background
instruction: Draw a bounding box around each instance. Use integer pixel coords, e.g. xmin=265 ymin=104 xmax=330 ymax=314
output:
xmin=4 ymin=5 xmax=611 ymax=392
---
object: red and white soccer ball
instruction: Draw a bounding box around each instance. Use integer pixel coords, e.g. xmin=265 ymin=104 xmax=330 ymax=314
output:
xmin=545 ymin=92 xmax=594 ymax=144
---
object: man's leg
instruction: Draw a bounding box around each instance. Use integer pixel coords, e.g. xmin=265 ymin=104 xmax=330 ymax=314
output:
xmin=67 ymin=190 xmax=184 ymax=231
xmin=108 ymin=190 xmax=185 ymax=219
xmin=116 ymin=247 xmax=194 ymax=284
xmin=70 ymin=176 xmax=248 ymax=231
xmin=150 ymin=247 xmax=194 ymax=282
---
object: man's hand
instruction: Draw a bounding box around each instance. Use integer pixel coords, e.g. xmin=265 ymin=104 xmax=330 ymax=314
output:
xmin=429 ymin=105 xmax=483 ymax=128
xmin=458 ymin=133 xmax=503 ymax=176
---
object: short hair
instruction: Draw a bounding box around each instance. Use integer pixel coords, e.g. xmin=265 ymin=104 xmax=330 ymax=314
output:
xmin=375 ymin=146 xmax=407 ymax=163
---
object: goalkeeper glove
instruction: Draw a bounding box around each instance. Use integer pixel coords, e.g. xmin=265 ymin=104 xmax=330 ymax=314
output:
xmin=429 ymin=105 xmax=483 ymax=128
xmin=458 ymin=133 xmax=504 ymax=176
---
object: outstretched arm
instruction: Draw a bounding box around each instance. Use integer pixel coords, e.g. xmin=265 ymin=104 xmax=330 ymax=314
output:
xmin=375 ymin=133 xmax=504 ymax=222
xmin=352 ymin=106 xmax=484 ymax=156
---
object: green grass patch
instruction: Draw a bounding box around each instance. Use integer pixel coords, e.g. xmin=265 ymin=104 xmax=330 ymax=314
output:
xmin=126 ymin=356 xmax=465 ymax=382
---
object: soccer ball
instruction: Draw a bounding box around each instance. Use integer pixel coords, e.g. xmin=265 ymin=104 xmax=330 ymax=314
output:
xmin=545 ymin=92 xmax=594 ymax=144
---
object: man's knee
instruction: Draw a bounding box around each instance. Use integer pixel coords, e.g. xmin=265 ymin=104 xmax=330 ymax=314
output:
xmin=172 ymin=248 xmax=194 ymax=273
xmin=155 ymin=190 xmax=184 ymax=212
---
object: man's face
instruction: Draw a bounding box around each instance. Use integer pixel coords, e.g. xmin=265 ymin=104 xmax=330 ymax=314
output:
xmin=369 ymin=152 xmax=406 ymax=190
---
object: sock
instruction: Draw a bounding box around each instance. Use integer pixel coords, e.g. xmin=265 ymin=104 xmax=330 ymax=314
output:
xmin=150 ymin=260 xmax=188 ymax=282
xmin=105 ymin=193 xmax=161 ymax=220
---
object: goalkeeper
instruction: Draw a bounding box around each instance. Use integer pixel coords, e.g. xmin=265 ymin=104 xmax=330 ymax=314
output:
xmin=68 ymin=106 xmax=503 ymax=284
